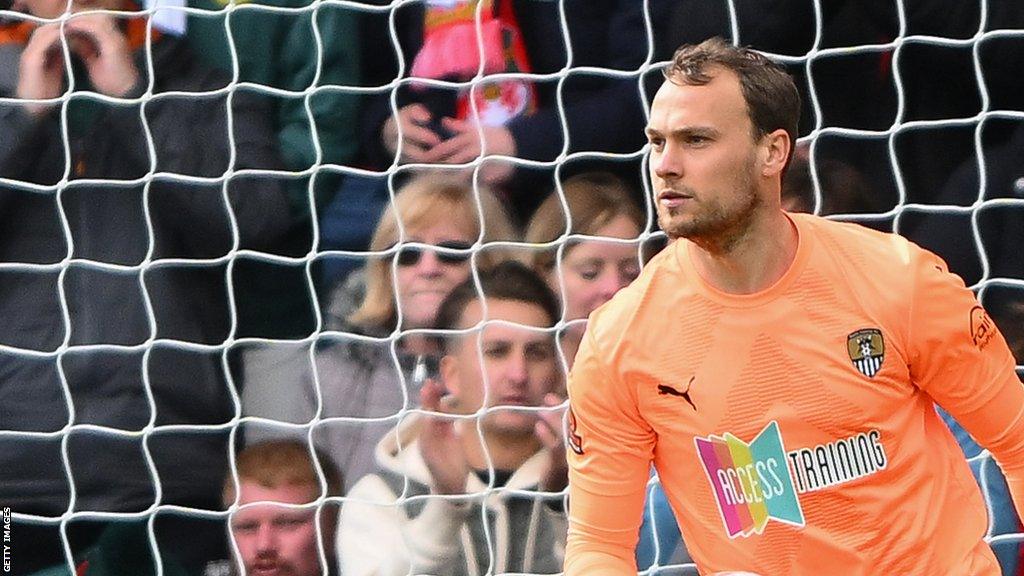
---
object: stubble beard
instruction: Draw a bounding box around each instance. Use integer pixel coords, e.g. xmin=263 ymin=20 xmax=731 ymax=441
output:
xmin=656 ymin=165 xmax=760 ymax=254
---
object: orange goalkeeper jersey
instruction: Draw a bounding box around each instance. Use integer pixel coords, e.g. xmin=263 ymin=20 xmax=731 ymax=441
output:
xmin=565 ymin=212 xmax=1024 ymax=576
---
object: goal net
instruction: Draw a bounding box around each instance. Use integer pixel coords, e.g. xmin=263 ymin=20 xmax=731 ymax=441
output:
xmin=0 ymin=0 xmax=1021 ymax=574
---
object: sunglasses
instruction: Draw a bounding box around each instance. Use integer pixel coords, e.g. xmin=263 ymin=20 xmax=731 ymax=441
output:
xmin=396 ymin=241 xmax=473 ymax=267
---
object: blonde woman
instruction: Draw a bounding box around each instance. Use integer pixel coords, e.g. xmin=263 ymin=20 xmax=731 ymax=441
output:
xmin=525 ymin=172 xmax=646 ymax=363
xmin=331 ymin=174 xmax=516 ymax=335
xmin=245 ymin=174 xmax=518 ymax=486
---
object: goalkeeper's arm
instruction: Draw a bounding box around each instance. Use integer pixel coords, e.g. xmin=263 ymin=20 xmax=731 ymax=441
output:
xmin=565 ymin=326 xmax=654 ymax=575
xmin=906 ymin=248 xmax=1024 ymax=518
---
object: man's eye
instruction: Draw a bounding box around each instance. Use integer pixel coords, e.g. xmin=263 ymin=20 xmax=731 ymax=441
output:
xmin=232 ymin=521 xmax=258 ymax=534
xmin=484 ymin=345 xmax=508 ymax=358
xmin=526 ymin=345 xmax=554 ymax=362
xmin=275 ymin=516 xmax=309 ymax=529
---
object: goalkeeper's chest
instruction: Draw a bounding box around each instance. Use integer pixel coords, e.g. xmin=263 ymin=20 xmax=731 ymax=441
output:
xmin=631 ymin=308 xmax=914 ymax=444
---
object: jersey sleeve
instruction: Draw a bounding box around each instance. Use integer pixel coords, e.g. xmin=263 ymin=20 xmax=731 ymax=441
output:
xmin=906 ymin=248 xmax=1024 ymax=516
xmin=564 ymin=321 xmax=656 ymax=575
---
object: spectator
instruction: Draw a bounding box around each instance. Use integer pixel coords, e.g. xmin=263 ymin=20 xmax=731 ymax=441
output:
xmin=373 ymin=0 xmax=646 ymax=164
xmin=339 ymin=261 xmax=568 ymax=575
xmin=332 ymin=175 xmax=517 ymax=335
xmin=0 ymin=0 xmax=289 ymax=568
xmin=185 ymin=0 xmax=361 ymax=172
xmin=524 ymin=173 xmax=669 ymax=570
xmin=524 ymin=172 xmax=645 ymax=362
xmin=182 ymin=0 xmax=364 ymax=342
xmin=242 ymin=174 xmax=518 ymax=487
xmin=220 ymin=440 xmax=342 ymax=576
xmin=326 ymin=0 xmax=648 ymax=237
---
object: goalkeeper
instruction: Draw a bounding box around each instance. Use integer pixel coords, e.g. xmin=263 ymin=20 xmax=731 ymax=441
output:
xmin=564 ymin=37 xmax=1024 ymax=576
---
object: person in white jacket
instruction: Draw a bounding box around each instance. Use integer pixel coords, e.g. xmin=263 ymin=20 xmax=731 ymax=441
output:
xmin=339 ymin=261 xmax=569 ymax=576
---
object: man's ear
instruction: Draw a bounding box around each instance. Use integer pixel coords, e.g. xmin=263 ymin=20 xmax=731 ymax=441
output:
xmin=439 ymin=354 xmax=459 ymax=397
xmin=761 ymin=128 xmax=791 ymax=179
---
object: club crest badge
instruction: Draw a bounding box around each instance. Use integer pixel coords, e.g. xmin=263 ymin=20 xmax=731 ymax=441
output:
xmin=847 ymin=328 xmax=884 ymax=378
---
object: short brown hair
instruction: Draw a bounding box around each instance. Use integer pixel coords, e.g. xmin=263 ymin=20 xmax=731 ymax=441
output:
xmin=665 ymin=37 xmax=801 ymax=175
xmin=525 ymin=172 xmax=644 ymax=273
xmin=223 ymin=440 xmax=343 ymax=504
xmin=434 ymin=261 xmax=560 ymax=351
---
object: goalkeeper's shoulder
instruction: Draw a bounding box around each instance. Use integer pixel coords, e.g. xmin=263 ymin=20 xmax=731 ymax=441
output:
xmin=797 ymin=212 xmax=945 ymax=301
xmin=799 ymin=212 xmax=936 ymax=274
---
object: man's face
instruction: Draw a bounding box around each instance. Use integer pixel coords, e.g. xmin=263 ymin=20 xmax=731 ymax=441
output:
xmin=230 ymin=482 xmax=327 ymax=576
xmin=444 ymin=298 xmax=560 ymax=436
xmin=646 ymin=67 xmax=763 ymax=245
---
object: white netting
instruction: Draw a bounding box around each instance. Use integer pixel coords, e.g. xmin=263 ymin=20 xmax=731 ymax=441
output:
xmin=0 ymin=0 xmax=1021 ymax=574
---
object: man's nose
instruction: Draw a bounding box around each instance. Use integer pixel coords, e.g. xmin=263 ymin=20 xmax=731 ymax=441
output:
xmin=504 ymin=353 xmax=529 ymax=386
xmin=652 ymin=147 xmax=682 ymax=180
xmin=255 ymin=524 xmax=278 ymax=552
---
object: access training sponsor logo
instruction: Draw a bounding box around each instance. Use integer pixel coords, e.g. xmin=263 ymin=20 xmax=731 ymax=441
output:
xmin=695 ymin=421 xmax=887 ymax=538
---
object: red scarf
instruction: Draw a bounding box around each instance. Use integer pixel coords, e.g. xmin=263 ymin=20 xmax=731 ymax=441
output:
xmin=411 ymin=0 xmax=536 ymax=126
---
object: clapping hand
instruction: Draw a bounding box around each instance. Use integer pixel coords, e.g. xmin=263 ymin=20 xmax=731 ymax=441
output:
xmin=418 ymin=377 xmax=471 ymax=496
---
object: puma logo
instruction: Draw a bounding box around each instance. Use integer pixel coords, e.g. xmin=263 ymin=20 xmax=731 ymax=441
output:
xmin=658 ymin=376 xmax=697 ymax=411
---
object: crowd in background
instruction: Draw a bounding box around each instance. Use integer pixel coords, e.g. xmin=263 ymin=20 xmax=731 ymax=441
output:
xmin=0 ymin=0 xmax=1022 ymax=574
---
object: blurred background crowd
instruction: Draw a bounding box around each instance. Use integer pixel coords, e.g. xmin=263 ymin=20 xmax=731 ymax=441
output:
xmin=0 ymin=0 xmax=1022 ymax=574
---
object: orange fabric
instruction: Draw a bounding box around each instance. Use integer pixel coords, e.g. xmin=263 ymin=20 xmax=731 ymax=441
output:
xmin=0 ymin=5 xmax=158 ymax=50
xmin=0 ymin=21 xmax=34 ymax=45
xmin=566 ymin=212 xmax=1024 ymax=576
xmin=123 ymin=13 xmax=159 ymax=51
